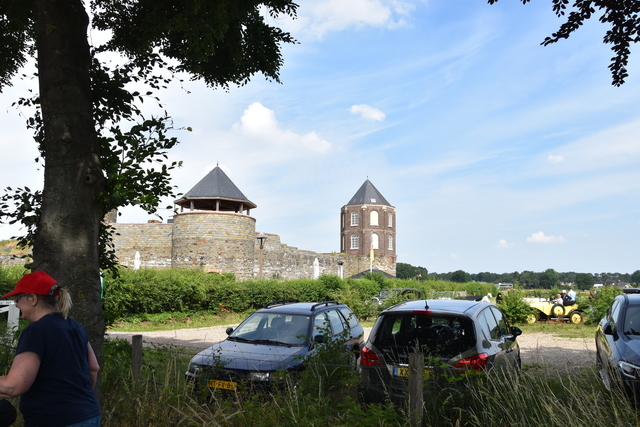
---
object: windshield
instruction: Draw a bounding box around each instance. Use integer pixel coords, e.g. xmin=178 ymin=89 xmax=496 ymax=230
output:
xmin=623 ymin=306 xmax=640 ymax=336
xmin=229 ymin=312 xmax=311 ymax=346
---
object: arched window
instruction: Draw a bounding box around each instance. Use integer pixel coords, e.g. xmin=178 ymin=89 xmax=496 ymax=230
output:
xmin=372 ymin=233 xmax=379 ymax=250
xmin=350 ymin=234 xmax=359 ymax=249
xmin=388 ymin=212 xmax=393 ymax=227
xmin=388 ymin=235 xmax=393 ymax=250
xmin=351 ymin=211 xmax=358 ymax=226
xmin=370 ymin=210 xmax=379 ymax=226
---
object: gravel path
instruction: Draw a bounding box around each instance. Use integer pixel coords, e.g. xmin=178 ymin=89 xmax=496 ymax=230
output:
xmin=107 ymin=327 xmax=597 ymax=369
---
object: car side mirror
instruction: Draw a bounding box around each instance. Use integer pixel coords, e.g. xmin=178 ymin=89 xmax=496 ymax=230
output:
xmin=225 ymin=327 xmax=234 ymax=335
xmin=313 ymin=334 xmax=324 ymax=344
xmin=510 ymin=326 xmax=523 ymax=338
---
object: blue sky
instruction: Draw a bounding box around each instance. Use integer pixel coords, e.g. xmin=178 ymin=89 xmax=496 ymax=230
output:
xmin=1 ymin=0 xmax=639 ymax=275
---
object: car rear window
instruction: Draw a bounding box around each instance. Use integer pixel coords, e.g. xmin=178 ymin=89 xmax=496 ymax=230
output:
xmin=372 ymin=313 xmax=475 ymax=357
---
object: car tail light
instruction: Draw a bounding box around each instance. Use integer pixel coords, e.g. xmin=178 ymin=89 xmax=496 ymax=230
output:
xmin=452 ymin=353 xmax=489 ymax=372
xmin=361 ymin=346 xmax=382 ymax=366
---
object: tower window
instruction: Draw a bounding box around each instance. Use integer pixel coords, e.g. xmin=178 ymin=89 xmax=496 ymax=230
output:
xmin=350 ymin=234 xmax=359 ymax=249
xmin=388 ymin=213 xmax=393 ymax=227
xmin=351 ymin=211 xmax=358 ymax=226
xmin=388 ymin=235 xmax=393 ymax=250
xmin=370 ymin=210 xmax=379 ymax=226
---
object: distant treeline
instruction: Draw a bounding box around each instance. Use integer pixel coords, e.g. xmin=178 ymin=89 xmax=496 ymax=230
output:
xmin=396 ymin=262 xmax=640 ymax=290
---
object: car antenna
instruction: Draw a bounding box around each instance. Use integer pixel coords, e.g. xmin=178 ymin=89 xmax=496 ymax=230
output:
xmin=425 ymin=301 xmax=429 ymax=310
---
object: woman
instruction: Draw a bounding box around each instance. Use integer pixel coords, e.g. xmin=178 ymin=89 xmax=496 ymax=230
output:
xmin=0 ymin=271 xmax=100 ymax=427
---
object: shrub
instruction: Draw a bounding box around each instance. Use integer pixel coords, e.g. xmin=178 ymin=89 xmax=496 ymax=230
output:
xmin=585 ymin=285 xmax=621 ymax=325
xmin=497 ymin=289 xmax=534 ymax=324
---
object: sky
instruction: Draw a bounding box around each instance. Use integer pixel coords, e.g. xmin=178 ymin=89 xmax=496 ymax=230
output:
xmin=1 ymin=0 xmax=639 ymax=275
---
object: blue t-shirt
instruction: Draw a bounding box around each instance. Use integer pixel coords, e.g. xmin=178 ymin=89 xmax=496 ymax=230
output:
xmin=16 ymin=313 xmax=100 ymax=427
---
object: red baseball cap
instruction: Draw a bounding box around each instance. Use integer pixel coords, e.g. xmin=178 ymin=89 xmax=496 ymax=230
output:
xmin=2 ymin=271 xmax=59 ymax=298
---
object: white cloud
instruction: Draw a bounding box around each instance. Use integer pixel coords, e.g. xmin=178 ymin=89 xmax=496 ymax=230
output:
xmin=233 ymin=102 xmax=331 ymax=154
xmin=450 ymin=253 xmax=460 ymax=259
xmin=526 ymin=231 xmax=566 ymax=244
xmin=547 ymin=154 xmax=564 ymax=163
xmin=349 ymin=104 xmax=386 ymax=122
xmin=494 ymin=239 xmax=514 ymax=249
xmin=288 ymin=0 xmax=414 ymax=39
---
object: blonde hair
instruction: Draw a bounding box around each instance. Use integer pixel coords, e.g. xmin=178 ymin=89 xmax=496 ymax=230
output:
xmin=38 ymin=285 xmax=73 ymax=319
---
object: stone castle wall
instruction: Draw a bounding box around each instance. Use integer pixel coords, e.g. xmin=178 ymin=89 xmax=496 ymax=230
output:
xmin=111 ymin=222 xmax=173 ymax=268
xmin=111 ymin=213 xmax=396 ymax=280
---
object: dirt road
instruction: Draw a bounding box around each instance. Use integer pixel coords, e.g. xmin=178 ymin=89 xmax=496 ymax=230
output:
xmin=107 ymin=327 xmax=596 ymax=368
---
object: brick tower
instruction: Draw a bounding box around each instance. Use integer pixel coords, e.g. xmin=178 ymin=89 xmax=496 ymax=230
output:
xmin=340 ymin=179 xmax=396 ymax=268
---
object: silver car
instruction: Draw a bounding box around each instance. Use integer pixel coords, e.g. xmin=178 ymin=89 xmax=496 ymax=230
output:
xmin=359 ymin=299 xmax=522 ymax=402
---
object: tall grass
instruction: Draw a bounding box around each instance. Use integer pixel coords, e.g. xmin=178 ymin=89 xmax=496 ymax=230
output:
xmin=92 ymin=338 xmax=639 ymax=427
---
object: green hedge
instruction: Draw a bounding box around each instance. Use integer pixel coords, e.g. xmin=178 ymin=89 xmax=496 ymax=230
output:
xmin=0 ymin=266 xmax=533 ymax=325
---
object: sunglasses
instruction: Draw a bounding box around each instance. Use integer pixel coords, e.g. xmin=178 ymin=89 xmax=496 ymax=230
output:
xmin=12 ymin=294 xmax=29 ymax=303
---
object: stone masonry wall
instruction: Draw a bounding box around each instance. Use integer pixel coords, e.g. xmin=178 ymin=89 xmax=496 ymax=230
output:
xmin=171 ymin=211 xmax=256 ymax=280
xmin=111 ymin=223 xmax=173 ymax=268
xmin=255 ymin=233 xmax=395 ymax=280
xmin=109 ymin=214 xmax=395 ymax=279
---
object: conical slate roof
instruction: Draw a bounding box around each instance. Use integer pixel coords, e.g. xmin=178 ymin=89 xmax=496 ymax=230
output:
xmin=175 ymin=166 xmax=257 ymax=211
xmin=346 ymin=179 xmax=390 ymax=206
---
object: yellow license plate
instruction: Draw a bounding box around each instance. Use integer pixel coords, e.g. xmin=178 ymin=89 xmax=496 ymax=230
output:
xmin=394 ymin=367 xmax=433 ymax=379
xmin=208 ymin=379 xmax=237 ymax=390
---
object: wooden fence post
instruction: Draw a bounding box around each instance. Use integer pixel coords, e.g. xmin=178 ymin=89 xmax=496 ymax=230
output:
xmin=408 ymin=352 xmax=424 ymax=427
xmin=132 ymin=334 xmax=142 ymax=381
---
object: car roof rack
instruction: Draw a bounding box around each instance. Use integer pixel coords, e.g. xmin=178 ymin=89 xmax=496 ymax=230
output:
xmin=623 ymin=288 xmax=640 ymax=294
xmin=310 ymin=301 xmax=340 ymax=312
xmin=263 ymin=299 xmax=300 ymax=308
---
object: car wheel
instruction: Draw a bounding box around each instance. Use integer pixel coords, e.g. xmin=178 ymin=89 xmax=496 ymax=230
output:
xmin=526 ymin=313 xmax=538 ymax=324
xmin=550 ymin=304 xmax=565 ymax=317
xmin=568 ymin=310 xmax=584 ymax=324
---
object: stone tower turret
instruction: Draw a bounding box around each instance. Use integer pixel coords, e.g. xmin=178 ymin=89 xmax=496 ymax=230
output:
xmin=340 ymin=179 xmax=396 ymax=269
xmin=171 ymin=165 xmax=258 ymax=278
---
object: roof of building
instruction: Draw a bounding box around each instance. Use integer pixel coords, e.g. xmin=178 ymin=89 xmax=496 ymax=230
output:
xmin=175 ymin=165 xmax=257 ymax=210
xmin=350 ymin=269 xmax=397 ymax=279
xmin=346 ymin=179 xmax=391 ymax=206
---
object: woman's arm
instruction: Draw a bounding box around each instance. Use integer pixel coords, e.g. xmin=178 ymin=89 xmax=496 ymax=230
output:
xmin=87 ymin=342 xmax=100 ymax=389
xmin=0 ymin=352 xmax=40 ymax=398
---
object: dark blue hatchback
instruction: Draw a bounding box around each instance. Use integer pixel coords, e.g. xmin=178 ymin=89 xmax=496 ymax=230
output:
xmin=186 ymin=300 xmax=364 ymax=392
xmin=596 ymin=289 xmax=640 ymax=402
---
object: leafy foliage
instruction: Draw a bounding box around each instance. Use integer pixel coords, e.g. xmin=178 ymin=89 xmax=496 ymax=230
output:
xmin=396 ymin=262 xmax=428 ymax=280
xmin=585 ymin=285 xmax=621 ymax=324
xmin=497 ymin=289 xmax=535 ymax=324
xmin=488 ymin=0 xmax=640 ymax=86
xmin=450 ymin=270 xmax=470 ymax=283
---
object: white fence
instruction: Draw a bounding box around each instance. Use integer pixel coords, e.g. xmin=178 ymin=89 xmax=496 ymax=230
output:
xmin=0 ymin=301 xmax=19 ymax=338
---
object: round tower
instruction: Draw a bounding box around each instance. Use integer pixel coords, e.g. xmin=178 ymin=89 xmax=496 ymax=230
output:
xmin=171 ymin=165 xmax=258 ymax=279
xmin=340 ymin=179 xmax=396 ymax=271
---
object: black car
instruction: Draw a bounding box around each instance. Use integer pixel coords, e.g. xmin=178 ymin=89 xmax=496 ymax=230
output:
xmin=359 ymin=299 xmax=522 ymax=402
xmin=595 ymin=289 xmax=640 ymax=401
xmin=186 ymin=300 xmax=364 ymax=392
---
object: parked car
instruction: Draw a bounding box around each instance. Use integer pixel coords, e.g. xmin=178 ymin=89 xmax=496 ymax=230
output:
xmin=595 ymin=289 xmax=640 ymax=402
xmin=524 ymin=297 xmax=584 ymax=324
xmin=359 ymin=299 xmax=522 ymax=402
xmin=185 ymin=299 xmax=364 ymax=392
xmin=371 ymin=288 xmax=421 ymax=305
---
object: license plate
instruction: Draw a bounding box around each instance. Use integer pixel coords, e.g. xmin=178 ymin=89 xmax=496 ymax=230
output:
xmin=394 ymin=367 xmax=433 ymax=379
xmin=208 ymin=379 xmax=237 ymax=390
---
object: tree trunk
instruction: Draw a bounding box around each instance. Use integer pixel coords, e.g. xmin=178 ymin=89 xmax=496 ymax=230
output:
xmin=33 ymin=0 xmax=105 ymax=383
